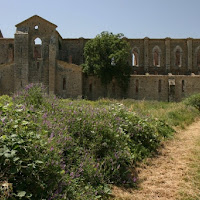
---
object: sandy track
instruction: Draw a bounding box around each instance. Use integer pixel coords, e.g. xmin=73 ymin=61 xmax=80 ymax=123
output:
xmin=112 ymin=120 xmax=200 ymax=200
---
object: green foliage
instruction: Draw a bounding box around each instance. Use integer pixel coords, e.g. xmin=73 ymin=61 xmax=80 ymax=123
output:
xmin=184 ymin=93 xmax=200 ymax=111
xmin=3 ymin=84 xmax=197 ymax=199
xmin=0 ymin=103 xmax=63 ymax=199
xmin=151 ymin=119 xmax=174 ymax=138
xmin=118 ymin=99 xmax=199 ymax=128
xmin=13 ymin=83 xmax=44 ymax=108
xmin=0 ymin=95 xmax=12 ymax=107
xmin=116 ymin=109 xmax=174 ymax=161
xmin=82 ymin=31 xmax=131 ymax=91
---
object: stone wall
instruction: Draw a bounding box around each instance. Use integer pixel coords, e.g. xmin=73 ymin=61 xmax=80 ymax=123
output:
xmin=14 ymin=15 xmax=58 ymax=93
xmin=83 ymin=74 xmax=200 ymax=102
xmin=56 ymin=60 xmax=82 ymax=98
xmin=128 ymin=38 xmax=199 ymax=75
xmin=0 ymin=39 xmax=14 ymax=65
xmin=60 ymin=38 xmax=89 ymax=65
xmin=0 ymin=63 xmax=14 ymax=95
xmin=60 ymin=37 xmax=200 ymax=76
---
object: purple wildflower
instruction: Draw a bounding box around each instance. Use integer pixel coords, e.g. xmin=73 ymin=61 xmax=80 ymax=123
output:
xmin=50 ymin=132 xmax=54 ymax=139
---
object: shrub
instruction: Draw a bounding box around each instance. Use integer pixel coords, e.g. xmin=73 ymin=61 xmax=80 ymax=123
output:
xmin=184 ymin=93 xmax=200 ymax=111
xmin=152 ymin=119 xmax=174 ymax=138
xmin=0 ymin=84 xmax=177 ymax=199
xmin=0 ymin=95 xmax=12 ymax=105
xmin=0 ymin=103 xmax=63 ymax=199
xmin=13 ymin=83 xmax=45 ymax=108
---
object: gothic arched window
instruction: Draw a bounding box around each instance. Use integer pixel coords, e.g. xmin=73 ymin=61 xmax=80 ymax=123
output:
xmin=174 ymin=46 xmax=182 ymax=67
xmin=33 ymin=37 xmax=42 ymax=59
xmin=132 ymin=48 xmax=139 ymax=67
xmin=153 ymin=46 xmax=161 ymax=67
xmin=63 ymin=77 xmax=66 ymax=90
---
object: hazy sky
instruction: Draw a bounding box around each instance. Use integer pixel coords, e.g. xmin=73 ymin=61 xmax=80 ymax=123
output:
xmin=1 ymin=0 xmax=200 ymax=39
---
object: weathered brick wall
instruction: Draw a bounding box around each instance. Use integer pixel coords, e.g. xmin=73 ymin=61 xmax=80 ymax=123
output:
xmin=56 ymin=60 xmax=82 ymax=98
xmin=0 ymin=63 xmax=14 ymax=95
xmin=83 ymin=74 xmax=200 ymax=101
xmin=60 ymin=37 xmax=200 ymax=75
xmin=127 ymin=75 xmax=169 ymax=101
xmin=128 ymin=38 xmax=194 ymax=75
xmin=60 ymin=38 xmax=88 ymax=65
xmin=14 ymin=33 xmax=29 ymax=91
xmin=170 ymin=39 xmax=188 ymax=74
xmin=0 ymin=39 xmax=14 ymax=65
xmin=83 ymin=76 xmax=124 ymax=100
xmin=192 ymin=39 xmax=200 ymax=74
xmin=15 ymin=15 xmax=58 ymax=93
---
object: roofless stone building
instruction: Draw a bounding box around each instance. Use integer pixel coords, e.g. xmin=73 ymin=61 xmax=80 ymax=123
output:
xmin=0 ymin=15 xmax=200 ymax=101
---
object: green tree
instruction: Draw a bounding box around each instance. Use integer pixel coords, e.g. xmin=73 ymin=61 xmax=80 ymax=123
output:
xmin=82 ymin=32 xmax=131 ymax=94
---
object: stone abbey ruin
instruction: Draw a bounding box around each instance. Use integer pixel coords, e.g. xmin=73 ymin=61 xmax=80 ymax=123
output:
xmin=1 ymin=15 xmax=200 ymax=101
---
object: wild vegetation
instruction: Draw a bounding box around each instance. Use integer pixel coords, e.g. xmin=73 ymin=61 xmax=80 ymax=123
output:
xmin=96 ymin=98 xmax=199 ymax=128
xmin=82 ymin=32 xmax=131 ymax=92
xmin=184 ymin=93 xmax=200 ymax=111
xmin=0 ymin=84 xmax=199 ymax=199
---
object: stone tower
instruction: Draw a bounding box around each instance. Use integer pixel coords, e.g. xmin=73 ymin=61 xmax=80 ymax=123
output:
xmin=14 ymin=15 xmax=58 ymax=94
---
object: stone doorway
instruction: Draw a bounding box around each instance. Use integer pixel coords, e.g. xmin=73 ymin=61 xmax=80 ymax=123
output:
xmin=168 ymin=78 xmax=175 ymax=102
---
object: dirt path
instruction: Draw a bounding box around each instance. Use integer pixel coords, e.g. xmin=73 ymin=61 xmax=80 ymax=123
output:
xmin=112 ymin=120 xmax=200 ymax=200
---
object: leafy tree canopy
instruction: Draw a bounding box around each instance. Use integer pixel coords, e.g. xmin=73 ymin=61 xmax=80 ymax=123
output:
xmin=82 ymin=31 xmax=131 ymax=90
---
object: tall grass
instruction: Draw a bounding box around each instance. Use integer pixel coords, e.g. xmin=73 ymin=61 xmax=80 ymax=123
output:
xmin=0 ymin=86 xmax=199 ymax=199
xmin=95 ymin=99 xmax=199 ymax=128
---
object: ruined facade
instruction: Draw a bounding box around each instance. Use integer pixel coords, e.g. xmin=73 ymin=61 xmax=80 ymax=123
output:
xmin=0 ymin=15 xmax=200 ymax=101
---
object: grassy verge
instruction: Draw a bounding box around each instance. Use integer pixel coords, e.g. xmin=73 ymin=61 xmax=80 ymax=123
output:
xmin=95 ymin=98 xmax=199 ymax=128
xmin=180 ymin=136 xmax=200 ymax=200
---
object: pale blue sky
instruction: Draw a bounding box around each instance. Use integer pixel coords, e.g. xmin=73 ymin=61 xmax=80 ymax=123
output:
xmin=1 ymin=0 xmax=200 ymax=39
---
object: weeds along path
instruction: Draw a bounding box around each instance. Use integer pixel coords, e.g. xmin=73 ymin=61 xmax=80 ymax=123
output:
xmin=112 ymin=120 xmax=200 ymax=200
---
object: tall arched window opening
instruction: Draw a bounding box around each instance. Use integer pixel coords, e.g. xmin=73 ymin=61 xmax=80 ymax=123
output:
xmin=37 ymin=61 xmax=40 ymax=70
xmin=132 ymin=48 xmax=139 ymax=67
xmin=182 ymin=80 xmax=185 ymax=92
xmin=132 ymin=51 xmax=139 ymax=66
xmin=175 ymin=49 xmax=181 ymax=66
xmin=153 ymin=46 xmax=161 ymax=67
xmin=63 ymin=78 xmax=66 ymax=90
xmin=174 ymin=46 xmax=182 ymax=67
xmin=154 ymin=51 xmax=159 ymax=66
xmin=34 ymin=38 xmax=42 ymax=59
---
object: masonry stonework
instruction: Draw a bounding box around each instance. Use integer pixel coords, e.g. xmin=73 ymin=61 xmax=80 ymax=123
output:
xmin=0 ymin=15 xmax=200 ymax=101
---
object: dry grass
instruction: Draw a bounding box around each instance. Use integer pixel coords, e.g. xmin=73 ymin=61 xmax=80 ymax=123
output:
xmin=111 ymin=120 xmax=200 ymax=200
xmin=179 ymin=130 xmax=200 ymax=199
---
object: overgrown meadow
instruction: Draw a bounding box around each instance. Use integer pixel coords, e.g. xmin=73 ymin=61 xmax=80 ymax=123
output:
xmin=0 ymin=84 xmax=198 ymax=199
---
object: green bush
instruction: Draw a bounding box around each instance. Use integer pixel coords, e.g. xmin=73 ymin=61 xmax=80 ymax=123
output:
xmin=0 ymin=84 xmax=177 ymax=199
xmin=13 ymin=83 xmax=44 ymax=108
xmin=0 ymin=95 xmax=12 ymax=105
xmin=184 ymin=93 xmax=200 ymax=111
xmin=0 ymin=103 xmax=63 ymax=199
